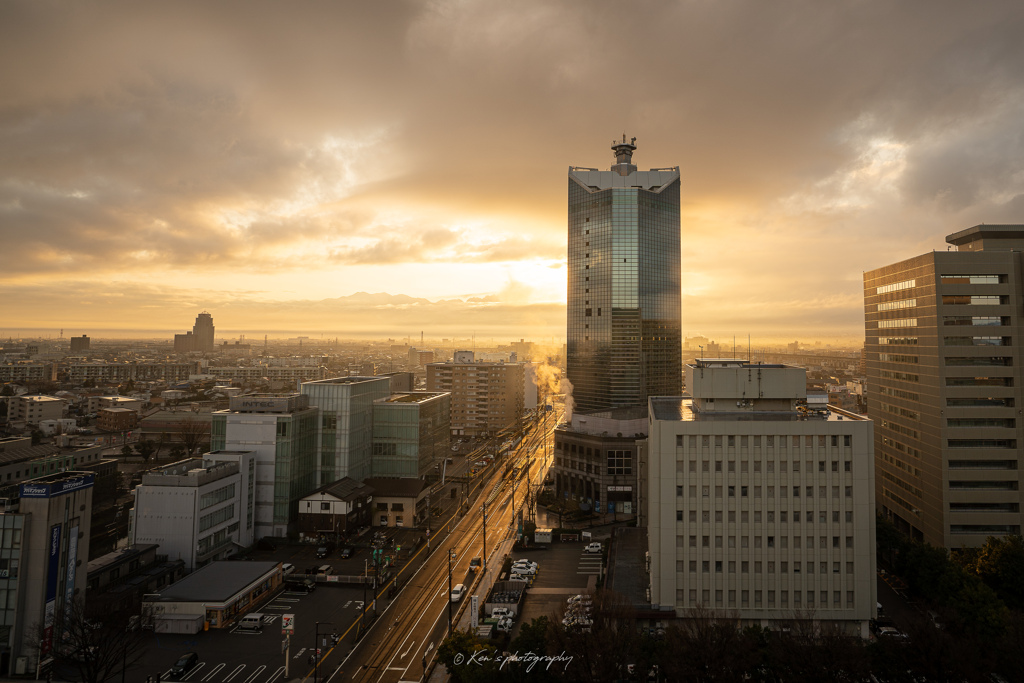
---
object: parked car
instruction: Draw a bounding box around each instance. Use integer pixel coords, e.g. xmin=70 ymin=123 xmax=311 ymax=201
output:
xmin=491 ymin=607 xmax=512 ymax=619
xmin=511 ymin=565 xmax=537 ymax=576
xmin=584 ymin=542 xmax=603 ymax=554
xmin=169 ymin=653 xmax=199 ymax=679
xmin=496 ymin=617 xmax=513 ymax=632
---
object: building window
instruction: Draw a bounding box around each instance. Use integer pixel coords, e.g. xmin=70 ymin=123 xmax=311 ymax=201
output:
xmin=321 ymin=502 xmax=331 ymax=511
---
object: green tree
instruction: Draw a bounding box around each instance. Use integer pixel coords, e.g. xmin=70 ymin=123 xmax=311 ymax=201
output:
xmin=169 ymin=444 xmax=186 ymax=460
xmin=964 ymin=535 xmax=1024 ymax=611
xmin=0 ymin=384 xmax=14 ymax=396
xmin=134 ymin=439 xmax=156 ymax=462
xmin=120 ymin=444 xmax=133 ymax=458
xmin=436 ymin=629 xmax=501 ymax=683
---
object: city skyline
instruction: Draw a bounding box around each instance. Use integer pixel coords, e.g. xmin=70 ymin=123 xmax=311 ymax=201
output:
xmin=3 ymin=2 xmax=1024 ymax=343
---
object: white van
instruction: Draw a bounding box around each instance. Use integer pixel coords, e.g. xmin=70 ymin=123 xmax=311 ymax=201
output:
xmin=450 ymin=583 xmax=466 ymax=602
xmin=238 ymin=613 xmax=264 ymax=632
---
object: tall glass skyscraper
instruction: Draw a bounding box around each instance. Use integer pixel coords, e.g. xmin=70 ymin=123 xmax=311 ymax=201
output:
xmin=567 ymin=137 xmax=682 ymax=412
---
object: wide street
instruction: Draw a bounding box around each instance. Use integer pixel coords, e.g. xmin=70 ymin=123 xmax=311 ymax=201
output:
xmin=126 ymin=409 xmax=559 ymax=683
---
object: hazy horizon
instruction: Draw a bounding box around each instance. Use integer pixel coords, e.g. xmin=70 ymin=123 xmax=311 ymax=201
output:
xmin=4 ymin=2 xmax=1023 ymax=343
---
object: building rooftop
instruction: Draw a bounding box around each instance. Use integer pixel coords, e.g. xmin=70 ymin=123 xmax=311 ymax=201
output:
xmin=87 ymin=543 xmax=160 ymax=576
xmin=363 ymin=477 xmax=429 ymax=498
xmin=650 ymin=397 xmax=868 ymax=423
xmin=150 ymin=561 xmax=279 ymax=602
xmin=377 ymin=392 xmax=447 ymax=404
xmin=303 ymin=376 xmax=381 ymax=386
xmin=946 ymin=224 xmax=1024 ymax=246
xmin=314 ymin=476 xmax=375 ymax=501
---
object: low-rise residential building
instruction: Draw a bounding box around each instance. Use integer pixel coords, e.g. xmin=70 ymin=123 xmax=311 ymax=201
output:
xmin=97 ymin=407 xmax=138 ymax=433
xmin=296 ymin=477 xmax=375 ymax=541
xmin=130 ymin=452 xmax=256 ymax=570
xmin=363 ymin=477 xmax=429 ymax=528
xmin=6 ymin=395 xmax=65 ymax=425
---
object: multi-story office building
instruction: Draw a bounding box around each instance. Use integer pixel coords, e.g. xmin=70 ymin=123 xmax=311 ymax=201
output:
xmin=301 ymin=376 xmax=391 ymax=484
xmin=426 ymin=352 xmax=525 ymax=437
xmin=130 ymin=452 xmax=255 ymax=570
xmin=69 ymin=335 xmax=90 ymax=353
xmin=371 ymin=392 xmax=450 ymax=478
xmin=1 ymin=472 xmax=94 ymax=676
xmin=647 ymin=360 xmax=876 ymax=636
xmin=567 ymin=136 xmax=682 ymax=413
xmin=553 ymin=408 xmax=647 ymax=515
xmin=865 ymin=224 xmax=1024 ymax=547
xmin=210 ymin=394 xmax=319 ymax=538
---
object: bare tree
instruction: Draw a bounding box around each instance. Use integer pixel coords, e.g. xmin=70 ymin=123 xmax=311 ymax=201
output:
xmin=26 ymin=597 xmax=149 ymax=683
xmin=178 ymin=415 xmax=210 ymax=456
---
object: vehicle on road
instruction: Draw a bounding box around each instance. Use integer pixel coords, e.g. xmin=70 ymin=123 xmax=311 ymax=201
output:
xmin=282 ymin=563 xmax=295 ymax=574
xmin=451 ymin=583 xmax=466 ymax=602
xmin=475 ymin=460 xmax=487 ymax=467
xmin=169 ymin=652 xmax=199 ymax=678
xmin=339 ymin=547 xmax=353 ymax=559
xmin=469 ymin=557 xmax=482 ymax=572
xmin=584 ymin=542 xmax=603 ymax=554
xmin=285 ymin=578 xmax=316 ymax=593
xmin=316 ymin=545 xmax=331 ymax=559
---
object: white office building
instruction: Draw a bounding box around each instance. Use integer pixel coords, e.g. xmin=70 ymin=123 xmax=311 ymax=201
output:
xmin=647 ymin=359 xmax=876 ymax=637
xmin=131 ymin=452 xmax=255 ymax=570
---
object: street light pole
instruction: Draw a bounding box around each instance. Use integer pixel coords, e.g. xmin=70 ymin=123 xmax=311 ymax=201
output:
xmin=481 ymin=501 xmax=487 ymax=572
xmin=313 ymin=621 xmax=333 ymax=683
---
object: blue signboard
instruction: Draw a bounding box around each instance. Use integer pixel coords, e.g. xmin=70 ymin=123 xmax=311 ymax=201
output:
xmin=20 ymin=474 xmax=94 ymax=499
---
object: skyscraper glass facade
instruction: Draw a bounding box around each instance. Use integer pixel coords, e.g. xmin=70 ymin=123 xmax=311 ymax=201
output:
xmin=567 ymin=140 xmax=682 ymax=412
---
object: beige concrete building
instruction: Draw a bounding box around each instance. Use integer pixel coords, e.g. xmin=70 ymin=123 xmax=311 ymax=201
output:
xmin=426 ymin=352 xmax=524 ymax=437
xmin=647 ymin=360 xmax=876 ymax=637
xmin=6 ymin=395 xmax=65 ymax=425
xmin=865 ymin=224 xmax=1024 ymax=548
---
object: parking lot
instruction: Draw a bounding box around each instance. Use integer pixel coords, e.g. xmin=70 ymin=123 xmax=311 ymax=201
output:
xmin=501 ymin=541 xmax=604 ymax=640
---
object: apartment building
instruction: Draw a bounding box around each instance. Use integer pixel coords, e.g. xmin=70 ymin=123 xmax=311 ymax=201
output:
xmin=647 ymin=360 xmax=876 ymax=637
xmin=6 ymin=395 xmax=65 ymax=425
xmin=426 ymin=352 xmax=524 ymax=437
xmin=865 ymin=224 xmax=1024 ymax=547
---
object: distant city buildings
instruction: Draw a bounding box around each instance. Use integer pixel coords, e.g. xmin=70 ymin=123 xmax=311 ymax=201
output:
xmin=647 ymin=360 xmax=876 ymax=635
xmin=866 ymin=224 xmax=1024 ymax=547
xmin=69 ymin=335 xmax=90 ymax=352
xmin=566 ymin=136 xmax=682 ymax=413
xmin=174 ymin=311 xmax=216 ymax=353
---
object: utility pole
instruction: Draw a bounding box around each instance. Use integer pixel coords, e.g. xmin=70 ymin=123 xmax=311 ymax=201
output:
xmin=481 ymin=501 xmax=487 ymax=572
xmin=447 ymin=549 xmax=456 ymax=631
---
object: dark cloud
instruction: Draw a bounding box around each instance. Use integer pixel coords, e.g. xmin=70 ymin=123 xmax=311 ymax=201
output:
xmin=3 ymin=0 xmax=1024 ymax=338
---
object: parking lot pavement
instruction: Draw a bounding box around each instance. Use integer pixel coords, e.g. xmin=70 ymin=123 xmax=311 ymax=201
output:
xmin=503 ymin=542 xmax=600 ymax=639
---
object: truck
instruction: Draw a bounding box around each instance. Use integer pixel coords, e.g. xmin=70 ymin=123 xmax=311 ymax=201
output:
xmin=534 ymin=528 xmax=553 ymax=544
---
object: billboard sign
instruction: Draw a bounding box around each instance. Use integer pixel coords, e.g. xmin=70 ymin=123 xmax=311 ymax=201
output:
xmin=20 ymin=474 xmax=95 ymax=499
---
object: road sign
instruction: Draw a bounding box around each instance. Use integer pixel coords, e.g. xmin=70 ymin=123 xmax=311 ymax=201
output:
xmin=282 ymin=614 xmax=295 ymax=635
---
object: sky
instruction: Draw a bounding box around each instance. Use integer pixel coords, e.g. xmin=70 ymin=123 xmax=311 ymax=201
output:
xmin=3 ymin=1 xmax=1024 ymax=346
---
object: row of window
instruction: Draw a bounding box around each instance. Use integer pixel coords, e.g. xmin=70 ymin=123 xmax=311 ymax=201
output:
xmin=677 ymin=435 xmax=853 ymax=448
xmin=682 ymin=459 xmax=853 ymax=474
xmin=680 ymin=589 xmax=856 ymax=609
xmin=677 ymin=484 xmax=855 ymax=498
xmin=683 ymin=559 xmax=856 ymax=573
xmin=679 ymin=510 xmax=856 ymax=527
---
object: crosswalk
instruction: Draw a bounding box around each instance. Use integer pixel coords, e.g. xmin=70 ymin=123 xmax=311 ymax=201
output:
xmin=175 ymin=662 xmax=286 ymax=683
xmin=577 ymin=554 xmax=602 ymax=576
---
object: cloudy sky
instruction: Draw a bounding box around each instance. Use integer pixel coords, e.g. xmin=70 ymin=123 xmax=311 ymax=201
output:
xmin=3 ymin=1 xmax=1024 ymax=345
